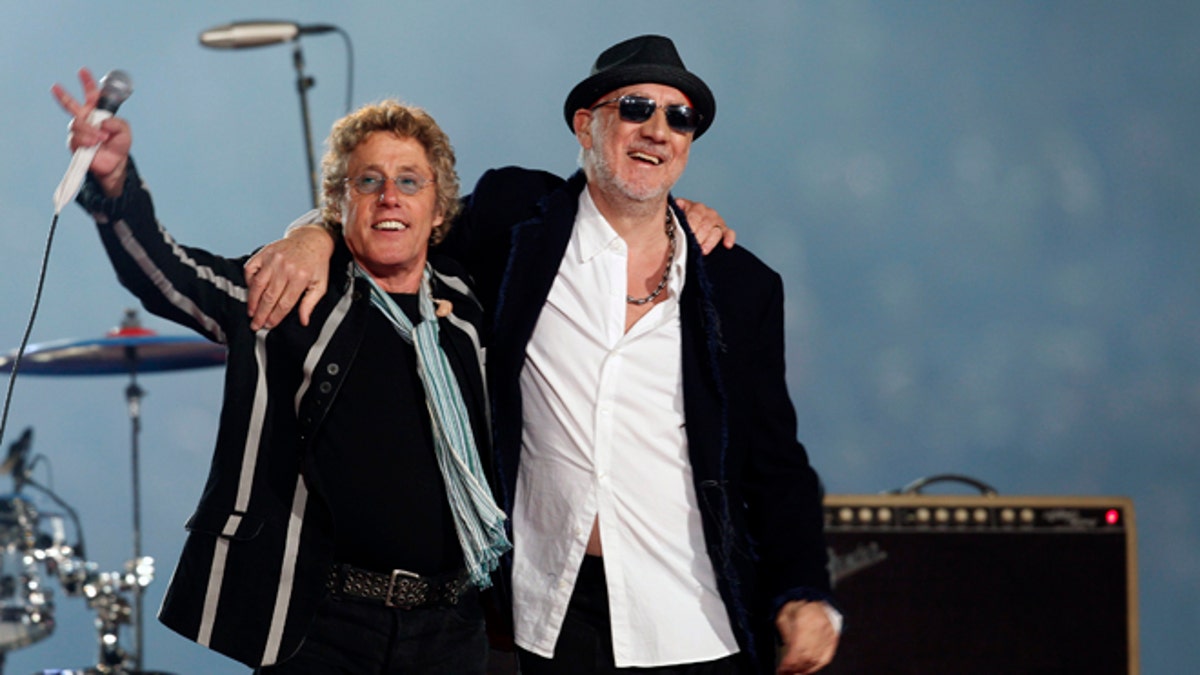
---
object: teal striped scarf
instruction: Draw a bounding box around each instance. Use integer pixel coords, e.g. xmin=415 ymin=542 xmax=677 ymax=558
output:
xmin=355 ymin=263 xmax=511 ymax=588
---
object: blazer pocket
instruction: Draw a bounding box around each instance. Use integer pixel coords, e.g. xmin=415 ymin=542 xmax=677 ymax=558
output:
xmin=185 ymin=507 xmax=265 ymax=541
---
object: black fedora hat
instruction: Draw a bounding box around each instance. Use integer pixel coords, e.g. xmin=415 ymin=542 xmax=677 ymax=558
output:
xmin=564 ymin=34 xmax=715 ymax=140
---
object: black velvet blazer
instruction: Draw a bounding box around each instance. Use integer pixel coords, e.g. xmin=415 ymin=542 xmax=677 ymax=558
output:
xmin=445 ymin=166 xmax=833 ymax=672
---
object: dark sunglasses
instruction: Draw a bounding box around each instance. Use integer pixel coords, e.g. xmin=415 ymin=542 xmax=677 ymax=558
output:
xmin=589 ymin=95 xmax=702 ymax=134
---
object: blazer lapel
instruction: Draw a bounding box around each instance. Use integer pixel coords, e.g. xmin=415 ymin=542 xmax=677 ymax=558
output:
xmin=491 ymin=173 xmax=583 ymax=367
xmin=677 ymin=204 xmax=728 ymax=483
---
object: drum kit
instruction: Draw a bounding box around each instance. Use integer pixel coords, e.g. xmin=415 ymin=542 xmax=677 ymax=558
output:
xmin=0 ymin=310 xmax=225 ymax=675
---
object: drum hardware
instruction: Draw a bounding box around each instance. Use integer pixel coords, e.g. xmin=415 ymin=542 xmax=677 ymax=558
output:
xmin=54 ymin=555 xmax=154 ymax=673
xmin=0 ymin=435 xmax=164 ymax=675
xmin=0 ymin=310 xmax=224 ymax=672
xmin=0 ymin=431 xmax=60 ymax=668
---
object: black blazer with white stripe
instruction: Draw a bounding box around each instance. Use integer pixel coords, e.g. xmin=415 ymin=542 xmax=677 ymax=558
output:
xmin=79 ymin=160 xmax=491 ymax=667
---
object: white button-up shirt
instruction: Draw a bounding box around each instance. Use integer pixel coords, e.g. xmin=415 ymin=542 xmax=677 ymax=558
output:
xmin=511 ymin=190 xmax=739 ymax=667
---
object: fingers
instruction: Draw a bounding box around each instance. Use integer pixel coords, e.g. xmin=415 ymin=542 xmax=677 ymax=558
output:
xmin=51 ymin=83 xmax=81 ymax=117
xmin=776 ymin=640 xmax=837 ymax=674
xmin=52 ymin=68 xmax=99 ymax=118
xmin=247 ymin=271 xmax=289 ymax=331
xmin=78 ymin=67 xmax=99 ymax=93
xmin=696 ymin=222 xmax=734 ymax=254
xmin=259 ymin=287 xmax=302 ymax=331
xmin=276 ymin=273 xmax=327 ymax=328
xmin=244 ymin=253 xmax=266 ymax=316
xmin=244 ymin=247 xmax=328 ymax=330
xmin=676 ymin=198 xmax=735 ymax=255
xmin=774 ymin=601 xmax=839 ymax=674
xmin=777 ymin=640 xmax=836 ymax=674
xmin=297 ymin=285 xmax=325 ymax=327
xmin=53 ymin=68 xmax=108 ymax=153
xmin=698 ymin=225 xmax=723 ymax=255
xmin=245 ymin=252 xmax=285 ymax=330
xmin=720 ymin=223 xmax=737 ymax=249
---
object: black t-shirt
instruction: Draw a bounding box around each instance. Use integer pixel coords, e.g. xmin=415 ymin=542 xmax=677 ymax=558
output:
xmin=313 ymin=294 xmax=463 ymax=575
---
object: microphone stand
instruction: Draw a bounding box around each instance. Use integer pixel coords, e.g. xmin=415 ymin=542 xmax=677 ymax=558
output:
xmin=293 ymin=41 xmax=319 ymax=209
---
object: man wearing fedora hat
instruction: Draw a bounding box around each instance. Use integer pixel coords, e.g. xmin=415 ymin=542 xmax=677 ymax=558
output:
xmin=246 ymin=34 xmax=839 ymax=675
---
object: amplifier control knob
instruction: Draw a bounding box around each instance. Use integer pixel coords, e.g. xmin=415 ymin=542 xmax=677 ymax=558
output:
xmin=954 ymin=508 xmax=969 ymax=524
xmin=935 ymin=508 xmax=950 ymax=524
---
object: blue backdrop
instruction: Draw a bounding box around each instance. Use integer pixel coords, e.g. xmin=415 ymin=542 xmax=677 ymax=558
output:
xmin=0 ymin=2 xmax=1195 ymax=672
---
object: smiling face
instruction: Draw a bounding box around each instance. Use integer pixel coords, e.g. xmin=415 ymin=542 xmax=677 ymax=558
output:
xmin=575 ymin=82 xmax=694 ymax=208
xmin=340 ymin=131 xmax=443 ymax=292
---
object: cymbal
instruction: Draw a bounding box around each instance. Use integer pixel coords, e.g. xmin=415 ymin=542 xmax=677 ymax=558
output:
xmin=0 ymin=326 xmax=226 ymax=376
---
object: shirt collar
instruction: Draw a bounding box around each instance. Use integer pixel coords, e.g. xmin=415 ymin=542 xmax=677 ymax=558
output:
xmin=573 ymin=189 xmax=690 ymax=286
xmin=573 ymin=188 xmax=623 ymax=263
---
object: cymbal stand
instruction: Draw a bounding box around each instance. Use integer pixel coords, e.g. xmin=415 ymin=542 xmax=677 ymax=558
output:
xmin=47 ymin=550 xmax=149 ymax=673
xmin=123 ymin=345 xmax=145 ymax=672
xmin=89 ymin=565 xmax=138 ymax=671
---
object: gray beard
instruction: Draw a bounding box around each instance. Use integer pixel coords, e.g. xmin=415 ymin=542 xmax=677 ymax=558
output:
xmin=585 ymin=146 xmax=669 ymax=205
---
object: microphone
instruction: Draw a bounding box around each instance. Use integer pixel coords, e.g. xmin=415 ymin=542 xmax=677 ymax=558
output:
xmin=52 ymin=69 xmax=133 ymax=214
xmin=199 ymin=21 xmax=336 ymax=49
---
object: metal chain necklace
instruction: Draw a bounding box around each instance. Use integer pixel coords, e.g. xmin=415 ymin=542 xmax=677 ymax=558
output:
xmin=626 ymin=206 xmax=676 ymax=306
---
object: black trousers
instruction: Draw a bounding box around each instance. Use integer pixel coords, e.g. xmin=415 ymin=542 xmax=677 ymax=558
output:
xmin=517 ymin=556 xmax=750 ymax=675
xmin=255 ymin=587 xmax=487 ymax=674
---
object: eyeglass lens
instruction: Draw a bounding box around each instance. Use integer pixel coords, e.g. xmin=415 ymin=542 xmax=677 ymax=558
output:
xmin=617 ymin=96 xmax=700 ymax=134
xmin=351 ymin=171 xmax=432 ymax=196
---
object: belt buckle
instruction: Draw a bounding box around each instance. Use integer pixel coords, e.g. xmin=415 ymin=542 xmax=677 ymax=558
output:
xmin=385 ymin=568 xmax=422 ymax=609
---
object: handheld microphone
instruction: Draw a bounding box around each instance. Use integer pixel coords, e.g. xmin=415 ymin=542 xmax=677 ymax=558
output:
xmin=52 ymin=69 xmax=133 ymax=214
xmin=199 ymin=21 xmax=336 ymax=49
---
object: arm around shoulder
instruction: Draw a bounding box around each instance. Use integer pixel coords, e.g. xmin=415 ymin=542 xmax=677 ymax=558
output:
xmin=243 ymin=213 xmax=337 ymax=329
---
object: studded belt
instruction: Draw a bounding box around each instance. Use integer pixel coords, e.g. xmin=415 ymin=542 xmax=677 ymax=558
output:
xmin=327 ymin=563 xmax=471 ymax=609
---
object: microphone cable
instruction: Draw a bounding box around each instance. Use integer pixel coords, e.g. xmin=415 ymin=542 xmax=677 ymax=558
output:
xmin=0 ymin=210 xmax=62 ymax=448
xmin=2 ymin=69 xmax=131 ymax=448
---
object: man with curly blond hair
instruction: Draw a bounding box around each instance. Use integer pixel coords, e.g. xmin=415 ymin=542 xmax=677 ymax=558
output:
xmin=55 ymin=71 xmax=507 ymax=673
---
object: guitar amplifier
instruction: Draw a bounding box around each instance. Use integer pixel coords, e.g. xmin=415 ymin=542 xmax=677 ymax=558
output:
xmin=821 ymin=494 xmax=1138 ymax=674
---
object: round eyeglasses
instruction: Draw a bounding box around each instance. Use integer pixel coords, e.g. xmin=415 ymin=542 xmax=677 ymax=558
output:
xmin=347 ymin=170 xmax=436 ymax=197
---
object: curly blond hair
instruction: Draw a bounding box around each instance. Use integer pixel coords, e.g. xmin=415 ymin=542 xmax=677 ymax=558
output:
xmin=320 ymin=99 xmax=460 ymax=245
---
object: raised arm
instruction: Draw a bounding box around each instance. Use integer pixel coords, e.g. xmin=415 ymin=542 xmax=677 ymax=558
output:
xmin=53 ymin=67 xmax=251 ymax=342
